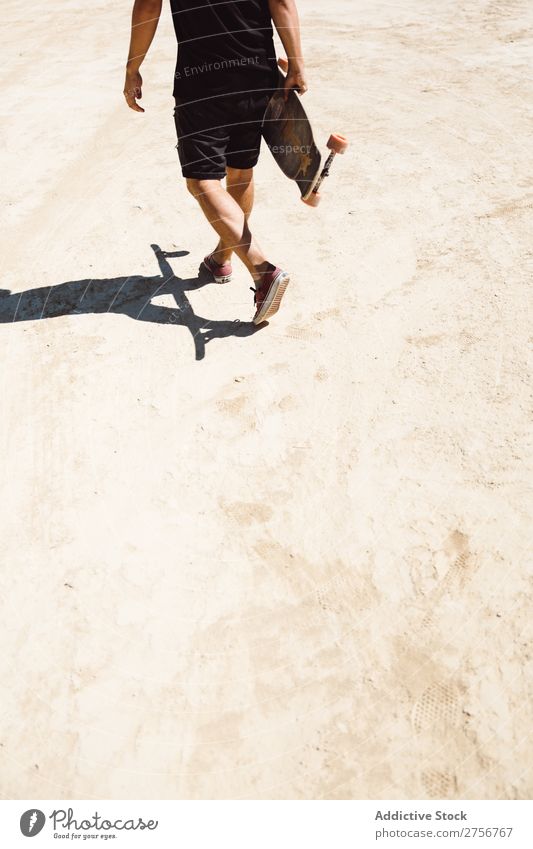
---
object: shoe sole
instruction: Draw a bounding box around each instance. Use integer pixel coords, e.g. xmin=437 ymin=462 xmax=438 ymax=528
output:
xmin=253 ymin=272 xmax=290 ymax=325
xmin=201 ymin=260 xmax=232 ymax=285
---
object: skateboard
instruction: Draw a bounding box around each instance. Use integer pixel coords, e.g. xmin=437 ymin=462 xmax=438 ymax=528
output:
xmin=262 ymin=58 xmax=348 ymax=206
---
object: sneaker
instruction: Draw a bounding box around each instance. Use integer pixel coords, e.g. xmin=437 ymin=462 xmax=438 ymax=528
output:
xmin=251 ymin=267 xmax=290 ymax=325
xmin=202 ymin=253 xmax=233 ymax=285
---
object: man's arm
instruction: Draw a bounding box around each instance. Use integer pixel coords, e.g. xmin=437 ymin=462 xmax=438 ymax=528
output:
xmin=124 ymin=0 xmax=163 ymax=112
xmin=268 ymin=0 xmax=308 ymax=99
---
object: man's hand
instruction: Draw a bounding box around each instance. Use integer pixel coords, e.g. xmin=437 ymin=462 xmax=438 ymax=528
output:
xmin=124 ymin=68 xmax=144 ymax=112
xmin=123 ymin=0 xmax=162 ymax=112
xmin=269 ymin=0 xmax=307 ymax=100
xmin=284 ymin=62 xmax=308 ymax=100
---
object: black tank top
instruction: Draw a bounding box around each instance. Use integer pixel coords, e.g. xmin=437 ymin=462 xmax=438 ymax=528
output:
xmin=169 ymin=0 xmax=278 ymax=98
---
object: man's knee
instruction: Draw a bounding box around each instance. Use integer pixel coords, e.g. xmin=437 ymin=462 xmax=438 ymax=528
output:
xmin=226 ymin=167 xmax=254 ymax=186
xmin=186 ymin=178 xmax=201 ymax=198
xmin=186 ymin=177 xmax=221 ymax=198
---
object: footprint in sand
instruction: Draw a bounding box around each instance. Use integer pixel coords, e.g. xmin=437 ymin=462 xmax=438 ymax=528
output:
xmin=284 ymin=324 xmax=322 ymax=341
xmin=277 ymin=395 xmax=298 ymax=412
xmin=439 ymin=530 xmax=475 ymax=593
xmin=221 ymin=500 xmax=273 ymax=526
xmin=215 ymin=396 xmax=246 ymax=416
xmin=421 ymin=769 xmax=457 ymax=798
xmin=314 ymin=308 xmax=341 ymax=322
xmin=315 ymin=570 xmax=374 ymax=617
xmin=411 ymin=529 xmax=475 ymax=605
xmin=412 ymin=682 xmax=462 ymax=734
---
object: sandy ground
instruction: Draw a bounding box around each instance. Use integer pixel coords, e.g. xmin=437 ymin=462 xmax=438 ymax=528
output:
xmin=0 ymin=0 xmax=532 ymax=800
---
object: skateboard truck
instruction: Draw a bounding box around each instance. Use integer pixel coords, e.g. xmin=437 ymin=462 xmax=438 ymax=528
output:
xmin=303 ymin=133 xmax=349 ymax=207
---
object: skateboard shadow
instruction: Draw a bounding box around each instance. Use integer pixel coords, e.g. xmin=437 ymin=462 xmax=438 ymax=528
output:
xmin=0 ymin=244 xmax=260 ymax=361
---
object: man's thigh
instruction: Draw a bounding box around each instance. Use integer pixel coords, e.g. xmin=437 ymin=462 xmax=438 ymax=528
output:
xmin=226 ymin=92 xmax=271 ymax=171
xmin=174 ymin=97 xmax=230 ymax=180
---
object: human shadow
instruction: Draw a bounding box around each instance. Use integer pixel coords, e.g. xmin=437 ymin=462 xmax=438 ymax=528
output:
xmin=0 ymin=244 xmax=260 ymax=361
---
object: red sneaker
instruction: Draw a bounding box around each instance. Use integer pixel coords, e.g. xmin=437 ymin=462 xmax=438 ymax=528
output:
xmin=251 ymin=267 xmax=290 ymax=325
xmin=202 ymin=253 xmax=233 ymax=285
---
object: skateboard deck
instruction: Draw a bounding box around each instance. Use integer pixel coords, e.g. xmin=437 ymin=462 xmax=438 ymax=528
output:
xmin=262 ymin=59 xmax=348 ymax=206
xmin=262 ymin=72 xmax=322 ymax=201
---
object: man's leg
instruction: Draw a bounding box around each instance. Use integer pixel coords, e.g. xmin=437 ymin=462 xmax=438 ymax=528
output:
xmin=187 ymin=176 xmax=269 ymax=279
xmin=210 ymin=167 xmax=255 ymax=265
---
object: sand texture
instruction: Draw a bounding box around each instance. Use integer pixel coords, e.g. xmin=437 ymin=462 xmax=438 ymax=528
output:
xmin=0 ymin=0 xmax=531 ymax=799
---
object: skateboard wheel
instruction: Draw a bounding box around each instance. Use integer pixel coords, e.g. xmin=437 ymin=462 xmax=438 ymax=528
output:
xmin=277 ymin=57 xmax=289 ymax=73
xmin=302 ymin=191 xmax=321 ymax=207
xmin=327 ymin=133 xmax=349 ymax=154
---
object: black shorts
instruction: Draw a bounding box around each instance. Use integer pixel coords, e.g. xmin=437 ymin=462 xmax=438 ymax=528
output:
xmin=174 ymin=91 xmax=273 ymax=180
